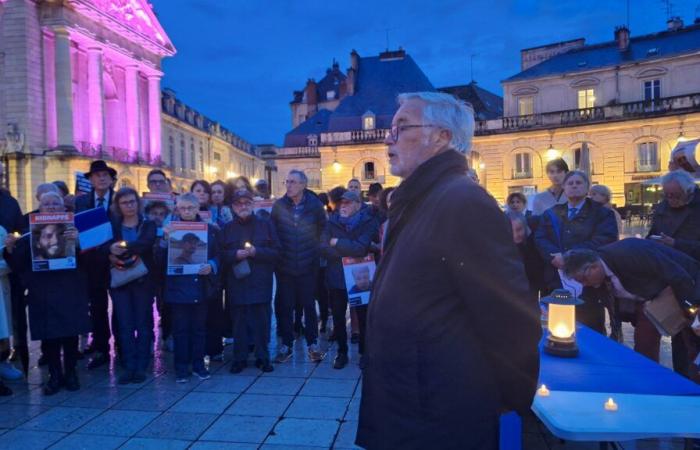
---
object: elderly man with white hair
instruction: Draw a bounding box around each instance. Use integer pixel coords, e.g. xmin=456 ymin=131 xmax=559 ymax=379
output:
xmin=356 ymin=92 xmax=541 ymax=450
xmin=647 ymin=169 xmax=700 ymax=377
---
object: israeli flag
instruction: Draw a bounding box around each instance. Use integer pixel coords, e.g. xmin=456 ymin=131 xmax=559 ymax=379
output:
xmin=75 ymin=207 xmax=112 ymax=250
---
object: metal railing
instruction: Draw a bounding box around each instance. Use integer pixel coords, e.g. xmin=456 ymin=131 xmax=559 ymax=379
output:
xmin=320 ymin=128 xmax=389 ymax=145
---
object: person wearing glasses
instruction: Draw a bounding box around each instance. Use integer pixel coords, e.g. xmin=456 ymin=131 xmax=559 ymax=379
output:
xmin=102 ymin=188 xmax=157 ymax=385
xmin=146 ymin=169 xmax=171 ymax=194
xmin=271 ymin=170 xmax=327 ymax=363
xmin=357 ymin=92 xmax=541 ymax=450
xmin=646 ymin=169 xmax=700 ymax=376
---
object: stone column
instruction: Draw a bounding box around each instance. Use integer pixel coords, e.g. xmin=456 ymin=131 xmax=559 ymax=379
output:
xmin=147 ymin=74 xmax=162 ymax=163
xmin=53 ymin=27 xmax=75 ymax=151
xmin=87 ymin=47 xmax=105 ymax=153
xmin=124 ymin=65 xmax=140 ymax=161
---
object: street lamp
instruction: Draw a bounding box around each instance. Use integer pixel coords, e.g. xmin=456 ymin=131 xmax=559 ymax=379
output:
xmin=542 ymin=289 xmax=583 ymax=357
xmin=332 ymin=159 xmax=342 ymax=173
xmin=545 ymin=144 xmax=561 ymax=161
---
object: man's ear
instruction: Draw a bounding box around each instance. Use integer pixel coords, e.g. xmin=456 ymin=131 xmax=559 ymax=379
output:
xmin=434 ymin=128 xmax=452 ymax=150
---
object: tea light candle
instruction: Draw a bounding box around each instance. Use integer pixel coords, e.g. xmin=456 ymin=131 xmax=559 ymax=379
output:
xmin=119 ymin=241 xmax=128 ymax=248
xmin=244 ymin=242 xmax=252 ymax=249
xmin=12 ymin=232 xmax=20 ymax=238
xmin=604 ymin=397 xmax=618 ymax=411
xmin=537 ymin=384 xmax=550 ymax=397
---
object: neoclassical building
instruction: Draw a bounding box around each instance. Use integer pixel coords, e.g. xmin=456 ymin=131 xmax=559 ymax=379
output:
xmin=0 ymin=0 xmax=264 ymax=211
xmin=272 ymin=19 xmax=700 ymax=209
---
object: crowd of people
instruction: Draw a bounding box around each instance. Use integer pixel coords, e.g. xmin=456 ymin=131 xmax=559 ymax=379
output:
xmin=505 ymin=157 xmax=700 ymax=383
xmin=0 ymin=158 xmax=389 ymax=395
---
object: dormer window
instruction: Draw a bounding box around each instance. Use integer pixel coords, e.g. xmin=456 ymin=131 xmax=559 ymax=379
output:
xmin=362 ymin=111 xmax=376 ymax=130
xmin=327 ymin=90 xmax=336 ymax=100
xmin=307 ymin=134 xmax=318 ymax=146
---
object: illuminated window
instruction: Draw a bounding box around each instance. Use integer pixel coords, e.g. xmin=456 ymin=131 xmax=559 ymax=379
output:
xmin=518 ymin=97 xmax=534 ymax=116
xmin=514 ymin=152 xmax=532 ymax=178
xmin=362 ymin=111 xmax=376 ymax=130
xmin=363 ymin=162 xmax=375 ymax=180
xmin=637 ymin=142 xmax=659 ymax=172
xmin=577 ymin=89 xmax=595 ymax=109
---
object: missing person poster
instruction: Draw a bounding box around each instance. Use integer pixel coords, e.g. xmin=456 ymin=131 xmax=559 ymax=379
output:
xmin=29 ymin=213 xmax=77 ymax=272
xmin=254 ymin=199 xmax=274 ymax=215
xmin=167 ymin=221 xmax=208 ymax=275
xmin=143 ymin=193 xmax=174 ymax=230
xmin=342 ymin=254 xmax=376 ymax=307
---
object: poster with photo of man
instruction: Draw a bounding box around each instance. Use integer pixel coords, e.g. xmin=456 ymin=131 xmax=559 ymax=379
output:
xmin=143 ymin=193 xmax=174 ymax=232
xmin=167 ymin=221 xmax=208 ymax=275
xmin=342 ymin=255 xmax=376 ymax=307
xmin=30 ymin=212 xmax=77 ymax=271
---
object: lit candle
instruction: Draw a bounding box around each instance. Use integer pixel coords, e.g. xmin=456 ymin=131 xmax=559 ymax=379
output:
xmin=12 ymin=232 xmax=20 ymax=238
xmin=604 ymin=397 xmax=618 ymax=411
xmin=537 ymin=384 xmax=550 ymax=397
xmin=119 ymin=241 xmax=128 ymax=248
xmin=244 ymin=242 xmax=252 ymax=249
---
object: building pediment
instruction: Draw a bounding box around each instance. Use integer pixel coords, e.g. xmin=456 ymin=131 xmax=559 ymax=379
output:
xmin=635 ymin=67 xmax=668 ymax=79
xmin=570 ymin=77 xmax=600 ymax=88
xmin=69 ymin=0 xmax=175 ymax=57
xmin=512 ymin=86 xmax=539 ymax=96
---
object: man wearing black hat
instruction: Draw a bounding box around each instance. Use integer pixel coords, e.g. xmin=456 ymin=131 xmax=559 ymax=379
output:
xmin=75 ymin=160 xmax=117 ymax=369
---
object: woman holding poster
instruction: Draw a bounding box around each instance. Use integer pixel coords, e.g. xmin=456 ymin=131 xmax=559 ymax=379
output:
xmin=320 ymin=191 xmax=379 ymax=369
xmin=102 ymin=188 xmax=157 ymax=385
xmin=160 ymin=193 xmax=220 ymax=383
xmin=3 ymin=192 xmax=90 ymax=396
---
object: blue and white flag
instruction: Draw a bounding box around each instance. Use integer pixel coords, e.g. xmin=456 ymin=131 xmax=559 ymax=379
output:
xmin=75 ymin=207 xmax=112 ymax=250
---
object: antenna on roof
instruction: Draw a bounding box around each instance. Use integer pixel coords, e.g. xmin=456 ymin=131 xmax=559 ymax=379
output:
xmin=626 ymin=0 xmax=630 ymax=27
xmin=469 ymin=54 xmax=478 ymax=83
xmin=385 ymin=28 xmax=391 ymax=50
xmin=661 ymin=0 xmax=674 ymax=19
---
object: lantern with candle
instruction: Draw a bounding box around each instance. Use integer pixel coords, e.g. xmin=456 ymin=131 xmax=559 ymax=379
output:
xmin=541 ymin=289 xmax=583 ymax=357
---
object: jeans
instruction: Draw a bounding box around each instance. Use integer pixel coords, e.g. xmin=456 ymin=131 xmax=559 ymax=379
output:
xmin=277 ymin=272 xmax=318 ymax=347
xmin=110 ymin=279 xmax=154 ymax=373
xmin=232 ymin=303 xmax=271 ymax=362
xmin=43 ymin=336 xmax=79 ymax=380
xmin=171 ymin=302 xmax=207 ymax=377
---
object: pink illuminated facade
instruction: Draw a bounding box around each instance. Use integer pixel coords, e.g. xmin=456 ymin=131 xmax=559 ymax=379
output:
xmin=0 ymin=0 xmax=176 ymax=209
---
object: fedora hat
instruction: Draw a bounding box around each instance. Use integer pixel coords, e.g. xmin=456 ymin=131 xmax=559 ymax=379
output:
xmin=85 ymin=160 xmax=117 ymax=179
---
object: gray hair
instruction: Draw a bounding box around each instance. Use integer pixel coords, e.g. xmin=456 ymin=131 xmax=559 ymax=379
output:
xmin=563 ymin=248 xmax=601 ymax=278
xmin=39 ymin=191 xmax=64 ymax=205
xmin=505 ymin=210 xmax=531 ymax=237
xmin=661 ymin=170 xmax=696 ymax=196
xmin=35 ymin=182 xmax=59 ymax=200
xmin=397 ymin=92 xmax=475 ymax=154
xmin=589 ymin=184 xmax=612 ymax=203
xmin=288 ymin=169 xmax=308 ymax=186
xmin=176 ymin=192 xmax=199 ymax=206
xmin=563 ymin=170 xmax=590 ymax=188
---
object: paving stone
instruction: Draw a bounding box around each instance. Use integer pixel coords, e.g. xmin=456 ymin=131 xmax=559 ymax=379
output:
xmin=113 ymin=388 xmax=187 ymax=412
xmin=120 ymin=437 xmax=192 ymax=450
xmin=247 ymin=376 xmax=306 ymax=396
xmin=299 ymin=378 xmax=357 ymax=398
xmin=191 ymin=443 xmax=258 ymax=450
xmin=260 ymin=445 xmax=327 ymax=450
xmin=333 ymin=420 xmax=359 ymax=449
xmin=285 ymin=396 xmax=349 ymax=420
xmin=310 ymin=363 xmax=361 ymax=380
xmin=261 ymin=362 xmax=317 ymax=378
xmin=169 ymin=391 xmax=238 ymax=414
xmin=48 ymin=433 xmax=127 ymax=450
xmin=18 ymin=406 xmax=102 ymax=433
xmin=200 ymin=415 xmax=278 ymax=443
xmin=0 ymin=403 xmax=48 ymax=428
xmin=265 ymin=418 xmax=339 ymax=448
xmin=137 ymin=412 xmax=217 ymax=441
xmin=344 ymin=397 xmax=361 ymax=421
xmin=0 ymin=429 xmax=66 ymax=450
xmin=6 ymin=385 xmax=76 ymax=406
xmin=225 ymin=393 xmax=294 ymax=417
xmin=78 ymin=410 xmax=160 ymax=437
xmin=59 ymin=386 xmax=136 ymax=409
xmin=193 ymin=374 xmax=257 ymax=393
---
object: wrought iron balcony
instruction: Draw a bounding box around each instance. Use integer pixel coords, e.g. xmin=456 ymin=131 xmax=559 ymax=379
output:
xmin=275 ymin=146 xmax=320 ymax=159
xmin=512 ymin=168 xmax=533 ymax=180
xmin=477 ymin=92 xmax=700 ymax=135
xmin=320 ymin=129 xmax=389 ymax=145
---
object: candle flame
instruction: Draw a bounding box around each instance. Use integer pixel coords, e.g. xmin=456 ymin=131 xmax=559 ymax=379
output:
xmin=244 ymin=242 xmax=252 ymax=249
xmin=551 ymin=323 xmax=572 ymax=339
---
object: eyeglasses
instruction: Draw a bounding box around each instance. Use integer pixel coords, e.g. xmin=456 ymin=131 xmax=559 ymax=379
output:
xmin=386 ymin=124 xmax=438 ymax=143
xmin=148 ymin=178 xmax=167 ymax=185
xmin=177 ymin=205 xmax=198 ymax=212
xmin=285 ymin=180 xmax=301 ymax=185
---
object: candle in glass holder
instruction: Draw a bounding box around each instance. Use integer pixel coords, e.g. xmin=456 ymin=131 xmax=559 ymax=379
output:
xmin=604 ymin=397 xmax=618 ymax=411
xmin=537 ymin=384 xmax=550 ymax=397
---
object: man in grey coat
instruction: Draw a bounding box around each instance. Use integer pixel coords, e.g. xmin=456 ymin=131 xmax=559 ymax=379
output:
xmin=356 ymin=92 xmax=541 ymax=450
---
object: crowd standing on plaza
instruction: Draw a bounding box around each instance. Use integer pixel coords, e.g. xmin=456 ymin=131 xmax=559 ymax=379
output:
xmin=0 ymin=91 xmax=699 ymax=449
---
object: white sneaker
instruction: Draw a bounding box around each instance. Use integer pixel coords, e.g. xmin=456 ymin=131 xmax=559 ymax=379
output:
xmin=0 ymin=362 xmax=23 ymax=381
xmin=274 ymin=345 xmax=293 ymax=363
xmin=223 ymin=337 xmax=234 ymax=346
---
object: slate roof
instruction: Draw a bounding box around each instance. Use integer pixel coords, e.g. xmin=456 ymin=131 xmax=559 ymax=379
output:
xmin=506 ymin=23 xmax=700 ymax=82
xmin=284 ymin=52 xmax=435 ymax=147
xmin=439 ymin=82 xmax=504 ymax=120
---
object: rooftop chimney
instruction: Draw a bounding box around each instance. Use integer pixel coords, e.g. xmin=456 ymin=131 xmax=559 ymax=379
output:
xmin=379 ymin=47 xmax=406 ymax=61
xmin=614 ymin=25 xmax=630 ymax=52
xmin=304 ymin=79 xmax=317 ymax=105
xmin=350 ymin=49 xmax=359 ymax=71
xmin=667 ymin=16 xmax=683 ymax=31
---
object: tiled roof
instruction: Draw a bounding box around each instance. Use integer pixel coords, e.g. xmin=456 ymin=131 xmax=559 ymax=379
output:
xmin=439 ymin=82 xmax=504 ymax=120
xmin=284 ymin=52 xmax=435 ymax=146
xmin=506 ymin=23 xmax=700 ymax=82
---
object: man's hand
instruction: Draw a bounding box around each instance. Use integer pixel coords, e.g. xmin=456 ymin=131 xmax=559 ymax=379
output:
xmin=110 ymin=242 xmax=127 ymax=256
xmin=658 ymin=232 xmax=675 ymax=247
xmin=247 ymin=244 xmax=256 ymax=257
xmin=330 ymin=238 xmax=339 ymax=247
xmin=236 ymin=249 xmax=248 ymax=260
xmin=198 ymin=264 xmax=212 ymax=275
xmin=3 ymin=234 xmax=19 ymax=253
xmin=64 ymin=227 xmax=78 ymax=241
xmin=550 ymin=253 xmax=565 ymax=270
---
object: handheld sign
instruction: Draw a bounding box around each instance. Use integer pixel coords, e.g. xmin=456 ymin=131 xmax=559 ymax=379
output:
xmin=167 ymin=222 xmax=208 ymax=275
xmin=342 ymin=254 xmax=376 ymax=307
xmin=29 ymin=212 xmax=77 ymax=271
xmin=74 ymin=207 xmax=112 ymax=250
